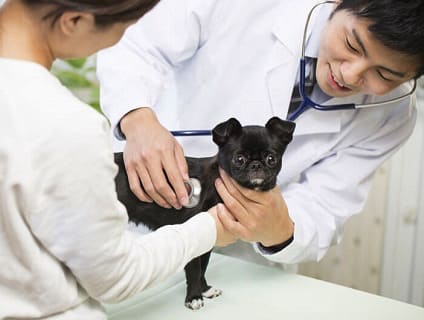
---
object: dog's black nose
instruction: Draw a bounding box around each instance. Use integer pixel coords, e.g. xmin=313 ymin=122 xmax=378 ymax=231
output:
xmin=249 ymin=161 xmax=263 ymax=170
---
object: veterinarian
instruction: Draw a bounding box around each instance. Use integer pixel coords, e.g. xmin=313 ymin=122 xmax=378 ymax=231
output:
xmin=97 ymin=0 xmax=424 ymax=266
xmin=0 ymin=0 xmax=237 ymax=319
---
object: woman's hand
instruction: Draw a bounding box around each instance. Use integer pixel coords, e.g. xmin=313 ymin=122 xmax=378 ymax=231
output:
xmin=208 ymin=204 xmax=238 ymax=247
xmin=120 ymin=107 xmax=189 ymax=209
xmin=214 ymin=168 xmax=294 ymax=247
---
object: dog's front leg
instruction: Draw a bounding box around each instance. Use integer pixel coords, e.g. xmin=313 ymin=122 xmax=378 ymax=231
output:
xmin=184 ymin=257 xmax=204 ymax=310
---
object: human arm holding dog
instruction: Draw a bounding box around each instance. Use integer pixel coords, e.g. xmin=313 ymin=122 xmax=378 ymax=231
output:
xmin=215 ymin=103 xmax=416 ymax=264
xmin=119 ymin=107 xmax=190 ymax=209
xmin=118 ymin=107 xmax=237 ymax=246
xmin=97 ymin=0 xmax=216 ymax=209
xmin=215 ymin=169 xmax=294 ymax=248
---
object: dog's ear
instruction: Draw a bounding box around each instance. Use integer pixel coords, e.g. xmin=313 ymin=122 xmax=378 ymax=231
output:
xmin=212 ymin=118 xmax=242 ymax=147
xmin=265 ymin=117 xmax=296 ymax=144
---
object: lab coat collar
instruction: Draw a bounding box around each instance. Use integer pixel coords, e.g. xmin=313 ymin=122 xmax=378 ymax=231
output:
xmin=266 ymin=1 xmax=348 ymax=136
xmin=265 ymin=2 xmax=313 ymax=123
xmin=270 ymin=0 xmax=323 ymax=61
xmin=293 ymin=94 xmax=367 ymax=136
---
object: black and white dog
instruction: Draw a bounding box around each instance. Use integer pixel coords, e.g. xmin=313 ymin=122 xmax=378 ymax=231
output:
xmin=114 ymin=117 xmax=295 ymax=309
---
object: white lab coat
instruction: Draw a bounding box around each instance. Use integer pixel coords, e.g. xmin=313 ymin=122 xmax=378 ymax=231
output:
xmin=97 ymin=0 xmax=416 ymax=264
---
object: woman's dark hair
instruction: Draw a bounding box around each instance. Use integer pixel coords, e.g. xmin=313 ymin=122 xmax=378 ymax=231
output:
xmin=23 ymin=0 xmax=160 ymax=27
xmin=335 ymin=0 xmax=424 ymax=77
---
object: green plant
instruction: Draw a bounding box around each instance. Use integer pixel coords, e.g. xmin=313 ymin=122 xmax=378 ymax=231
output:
xmin=52 ymin=57 xmax=101 ymax=113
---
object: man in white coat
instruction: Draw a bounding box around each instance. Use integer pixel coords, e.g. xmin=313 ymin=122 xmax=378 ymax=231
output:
xmin=97 ymin=0 xmax=424 ymax=265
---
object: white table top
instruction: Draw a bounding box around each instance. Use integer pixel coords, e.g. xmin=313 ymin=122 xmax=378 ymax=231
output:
xmin=105 ymin=254 xmax=424 ymax=320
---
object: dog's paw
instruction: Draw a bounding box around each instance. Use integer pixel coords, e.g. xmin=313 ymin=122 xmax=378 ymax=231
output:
xmin=202 ymin=286 xmax=222 ymax=299
xmin=185 ymin=298 xmax=204 ymax=310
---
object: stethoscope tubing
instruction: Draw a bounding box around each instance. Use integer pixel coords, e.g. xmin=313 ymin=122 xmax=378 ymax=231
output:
xmin=170 ymin=130 xmax=212 ymax=136
xmin=170 ymin=0 xmax=416 ymax=135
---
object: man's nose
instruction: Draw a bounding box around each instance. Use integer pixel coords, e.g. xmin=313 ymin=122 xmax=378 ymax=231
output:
xmin=340 ymin=59 xmax=368 ymax=88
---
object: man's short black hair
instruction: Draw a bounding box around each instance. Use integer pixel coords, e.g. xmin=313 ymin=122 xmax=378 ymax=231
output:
xmin=335 ymin=0 xmax=424 ymax=78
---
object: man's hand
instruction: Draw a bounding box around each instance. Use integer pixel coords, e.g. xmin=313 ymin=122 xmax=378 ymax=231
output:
xmin=208 ymin=203 xmax=238 ymax=247
xmin=120 ymin=107 xmax=189 ymax=209
xmin=214 ymin=168 xmax=294 ymax=247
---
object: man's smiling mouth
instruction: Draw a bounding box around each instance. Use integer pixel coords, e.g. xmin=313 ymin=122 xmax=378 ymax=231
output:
xmin=328 ymin=65 xmax=352 ymax=92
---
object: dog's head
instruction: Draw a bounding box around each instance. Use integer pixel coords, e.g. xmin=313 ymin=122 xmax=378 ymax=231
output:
xmin=212 ymin=117 xmax=295 ymax=191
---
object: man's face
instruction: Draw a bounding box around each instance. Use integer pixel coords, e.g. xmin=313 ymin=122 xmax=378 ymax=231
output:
xmin=316 ymin=9 xmax=419 ymax=98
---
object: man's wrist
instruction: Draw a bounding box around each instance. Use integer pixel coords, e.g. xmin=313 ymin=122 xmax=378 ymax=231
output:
xmin=258 ymin=233 xmax=294 ymax=254
xmin=259 ymin=221 xmax=295 ymax=254
xmin=119 ymin=107 xmax=155 ymax=140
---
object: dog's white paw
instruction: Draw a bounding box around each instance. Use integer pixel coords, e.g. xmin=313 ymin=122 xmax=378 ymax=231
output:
xmin=202 ymin=287 xmax=222 ymax=299
xmin=185 ymin=298 xmax=204 ymax=310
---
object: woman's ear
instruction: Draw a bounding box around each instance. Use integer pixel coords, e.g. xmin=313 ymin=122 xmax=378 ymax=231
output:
xmin=57 ymin=12 xmax=95 ymax=36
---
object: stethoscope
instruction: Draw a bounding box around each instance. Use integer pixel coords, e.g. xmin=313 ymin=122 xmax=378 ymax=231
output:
xmin=170 ymin=0 xmax=417 ymax=136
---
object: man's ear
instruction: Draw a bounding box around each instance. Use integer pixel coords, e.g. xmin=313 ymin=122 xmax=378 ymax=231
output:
xmin=265 ymin=117 xmax=296 ymax=144
xmin=212 ymin=118 xmax=242 ymax=147
xmin=58 ymin=12 xmax=95 ymax=36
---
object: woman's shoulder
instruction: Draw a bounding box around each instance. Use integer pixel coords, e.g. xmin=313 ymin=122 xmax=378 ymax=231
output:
xmin=0 ymin=58 xmax=110 ymax=156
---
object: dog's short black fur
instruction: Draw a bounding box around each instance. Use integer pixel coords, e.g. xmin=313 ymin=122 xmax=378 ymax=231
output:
xmin=114 ymin=117 xmax=295 ymax=309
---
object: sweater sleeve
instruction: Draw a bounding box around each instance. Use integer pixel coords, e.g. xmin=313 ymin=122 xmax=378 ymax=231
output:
xmin=28 ymin=114 xmax=216 ymax=303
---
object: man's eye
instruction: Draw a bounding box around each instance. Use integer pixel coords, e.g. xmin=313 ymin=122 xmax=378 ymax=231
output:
xmin=377 ymin=70 xmax=394 ymax=82
xmin=346 ymin=37 xmax=359 ymax=53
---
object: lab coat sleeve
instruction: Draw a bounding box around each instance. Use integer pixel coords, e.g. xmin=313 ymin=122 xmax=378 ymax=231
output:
xmin=255 ymin=99 xmax=417 ymax=264
xmin=96 ymin=0 xmax=215 ymax=140
xmin=28 ymin=115 xmax=216 ymax=303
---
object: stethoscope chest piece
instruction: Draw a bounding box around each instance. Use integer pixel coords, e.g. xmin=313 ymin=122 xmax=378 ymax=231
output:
xmin=183 ymin=178 xmax=202 ymax=208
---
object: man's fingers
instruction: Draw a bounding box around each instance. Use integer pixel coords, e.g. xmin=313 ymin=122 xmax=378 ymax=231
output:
xmin=162 ymin=150 xmax=189 ymax=207
xmin=217 ymin=203 xmax=249 ymax=239
xmin=136 ymin=162 xmax=173 ymax=208
xmin=126 ymin=167 xmax=152 ymax=203
xmin=219 ymin=168 xmax=266 ymax=203
xmin=215 ymin=178 xmax=250 ymax=224
xmin=218 ymin=168 xmax=248 ymax=203
xmin=175 ymin=144 xmax=189 ymax=181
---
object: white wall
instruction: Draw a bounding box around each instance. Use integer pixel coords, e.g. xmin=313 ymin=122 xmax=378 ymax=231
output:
xmin=380 ymin=79 xmax=424 ymax=306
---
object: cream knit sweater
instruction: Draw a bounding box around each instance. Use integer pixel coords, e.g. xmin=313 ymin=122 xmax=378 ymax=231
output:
xmin=0 ymin=58 xmax=216 ymax=319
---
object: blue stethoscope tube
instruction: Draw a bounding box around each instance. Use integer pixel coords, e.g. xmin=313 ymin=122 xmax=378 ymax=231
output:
xmin=170 ymin=130 xmax=212 ymax=136
xmin=170 ymin=1 xmax=416 ymax=136
xmin=170 ymin=60 xmax=414 ymax=137
xmin=170 ymin=58 xmax=354 ymax=136
xmin=288 ymin=58 xmax=355 ymax=121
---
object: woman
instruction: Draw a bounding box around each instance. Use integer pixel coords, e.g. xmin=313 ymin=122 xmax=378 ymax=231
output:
xmin=0 ymin=1 xmax=235 ymax=319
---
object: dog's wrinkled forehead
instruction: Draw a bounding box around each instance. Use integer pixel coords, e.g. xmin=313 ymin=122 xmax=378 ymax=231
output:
xmin=238 ymin=127 xmax=271 ymax=150
xmin=212 ymin=117 xmax=295 ymax=150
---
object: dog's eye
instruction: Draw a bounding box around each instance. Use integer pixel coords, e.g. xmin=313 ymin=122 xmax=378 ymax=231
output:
xmin=265 ymin=154 xmax=277 ymax=167
xmin=232 ymin=154 xmax=247 ymax=167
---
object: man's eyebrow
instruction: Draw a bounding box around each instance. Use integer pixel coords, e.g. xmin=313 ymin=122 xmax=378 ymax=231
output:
xmin=352 ymin=29 xmax=368 ymax=57
xmin=352 ymin=29 xmax=406 ymax=78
